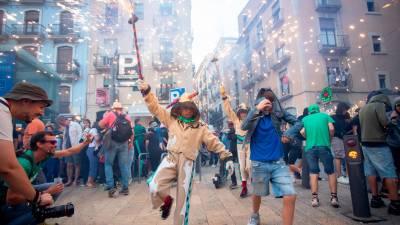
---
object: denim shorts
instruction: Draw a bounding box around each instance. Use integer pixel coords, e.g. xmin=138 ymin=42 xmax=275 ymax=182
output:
xmin=362 ymin=145 xmax=397 ymax=178
xmin=304 ymin=146 xmax=335 ymax=175
xmin=251 ymin=160 xmax=296 ymax=197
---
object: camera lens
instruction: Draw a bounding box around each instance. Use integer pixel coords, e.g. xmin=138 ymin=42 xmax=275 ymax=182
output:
xmin=37 ymin=202 xmax=74 ymax=219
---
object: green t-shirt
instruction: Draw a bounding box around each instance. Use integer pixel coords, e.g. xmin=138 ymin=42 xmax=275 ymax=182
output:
xmin=302 ymin=112 xmax=334 ymax=151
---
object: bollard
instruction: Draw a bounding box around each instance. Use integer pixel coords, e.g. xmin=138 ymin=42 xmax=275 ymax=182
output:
xmin=342 ymin=135 xmax=385 ymax=222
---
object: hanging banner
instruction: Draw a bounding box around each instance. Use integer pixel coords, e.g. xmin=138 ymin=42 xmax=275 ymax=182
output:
xmin=96 ymin=88 xmax=110 ymax=106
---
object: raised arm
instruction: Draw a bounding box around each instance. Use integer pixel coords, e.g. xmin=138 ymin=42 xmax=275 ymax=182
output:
xmin=54 ymin=135 xmax=92 ymax=158
xmin=138 ymin=80 xmax=172 ymax=127
xmin=202 ymin=129 xmax=232 ymax=160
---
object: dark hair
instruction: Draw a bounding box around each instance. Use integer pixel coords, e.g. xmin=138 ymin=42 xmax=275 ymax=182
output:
xmin=134 ymin=118 xmax=141 ymax=125
xmin=302 ymin=107 xmax=309 ymax=117
xmin=83 ymin=118 xmax=91 ymax=127
xmin=335 ymin=102 xmax=350 ymax=115
xmin=30 ymin=131 xmax=54 ymax=151
xmin=366 ymin=90 xmax=383 ymax=103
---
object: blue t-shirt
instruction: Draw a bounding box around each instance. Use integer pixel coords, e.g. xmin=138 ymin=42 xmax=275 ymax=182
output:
xmin=250 ymin=115 xmax=283 ymax=162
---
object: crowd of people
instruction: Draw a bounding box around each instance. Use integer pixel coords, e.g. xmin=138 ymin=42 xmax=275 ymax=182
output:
xmin=0 ymin=81 xmax=399 ymax=225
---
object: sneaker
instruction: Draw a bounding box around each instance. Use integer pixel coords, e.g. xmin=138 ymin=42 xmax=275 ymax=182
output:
xmin=160 ymin=195 xmax=173 ymax=219
xmin=371 ymin=196 xmax=385 ymax=208
xmin=108 ymin=188 xmax=117 ymax=198
xmin=311 ymin=196 xmax=320 ymax=207
xmin=230 ymin=183 xmax=238 ymax=190
xmin=388 ymin=201 xmax=400 ymax=216
xmin=247 ymin=213 xmax=260 ymax=225
xmin=119 ymin=188 xmax=129 ymax=195
xmin=337 ymin=176 xmax=349 ymax=185
xmin=240 ymin=187 xmax=248 ymax=198
xmin=330 ymin=195 xmax=340 ymax=208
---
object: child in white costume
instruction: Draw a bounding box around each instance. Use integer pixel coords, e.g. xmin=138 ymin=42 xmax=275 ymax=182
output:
xmin=138 ymin=80 xmax=234 ymax=225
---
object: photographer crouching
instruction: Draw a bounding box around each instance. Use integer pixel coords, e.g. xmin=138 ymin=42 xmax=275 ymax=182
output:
xmin=1 ymin=131 xmax=92 ymax=224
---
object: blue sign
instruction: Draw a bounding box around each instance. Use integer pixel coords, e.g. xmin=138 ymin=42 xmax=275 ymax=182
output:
xmin=0 ymin=51 xmax=16 ymax=96
xmin=170 ymin=88 xmax=185 ymax=103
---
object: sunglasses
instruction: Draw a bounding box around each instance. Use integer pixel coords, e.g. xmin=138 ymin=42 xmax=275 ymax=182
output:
xmin=396 ymin=104 xmax=400 ymax=107
xmin=42 ymin=140 xmax=57 ymax=145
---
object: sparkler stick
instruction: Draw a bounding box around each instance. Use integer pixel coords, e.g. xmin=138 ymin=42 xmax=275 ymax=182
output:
xmin=128 ymin=13 xmax=143 ymax=80
xmin=166 ymin=91 xmax=199 ymax=109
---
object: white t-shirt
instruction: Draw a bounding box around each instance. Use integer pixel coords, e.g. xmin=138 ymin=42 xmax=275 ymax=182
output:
xmin=83 ymin=127 xmax=98 ymax=148
xmin=0 ymin=97 xmax=13 ymax=141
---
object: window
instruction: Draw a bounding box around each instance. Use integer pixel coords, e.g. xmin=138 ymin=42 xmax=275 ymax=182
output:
xmin=22 ymin=46 xmax=38 ymax=58
xmin=102 ymin=38 xmax=118 ymax=56
xmin=157 ymin=76 xmax=174 ymax=101
xmin=279 ymin=69 xmax=290 ymax=96
xmin=59 ymin=11 xmax=73 ymax=35
xmin=160 ymin=2 xmax=173 ymax=16
xmin=378 ymin=74 xmax=386 ymax=89
xmin=256 ymin=21 xmax=264 ymax=44
xmin=242 ymin=15 xmax=248 ymax=27
xmin=272 ymin=1 xmax=281 ymax=25
xmin=24 ymin=10 xmax=40 ymax=34
xmin=276 ymin=44 xmax=285 ymax=60
xmin=57 ymin=46 xmax=73 ymax=74
xmin=160 ymin=38 xmax=173 ymax=63
xmin=372 ymin=35 xmax=382 ymax=52
xmin=59 ymin=85 xmax=71 ymax=113
xmin=319 ymin=18 xmax=336 ymax=47
xmin=134 ymin=2 xmax=144 ymax=20
xmin=366 ymin=0 xmax=375 ymax=12
xmin=105 ymin=2 xmax=118 ymax=26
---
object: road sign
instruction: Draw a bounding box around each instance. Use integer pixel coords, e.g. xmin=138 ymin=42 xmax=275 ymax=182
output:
xmin=170 ymin=88 xmax=186 ymax=103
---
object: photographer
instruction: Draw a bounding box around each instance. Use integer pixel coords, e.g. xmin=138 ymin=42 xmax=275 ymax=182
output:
xmin=1 ymin=131 xmax=92 ymax=224
xmin=0 ymin=83 xmax=54 ymax=221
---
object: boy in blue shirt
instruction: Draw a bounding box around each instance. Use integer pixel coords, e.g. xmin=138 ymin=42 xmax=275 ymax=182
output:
xmin=241 ymin=88 xmax=297 ymax=225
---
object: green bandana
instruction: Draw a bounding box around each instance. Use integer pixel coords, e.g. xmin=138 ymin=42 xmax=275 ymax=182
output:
xmin=178 ymin=116 xmax=195 ymax=124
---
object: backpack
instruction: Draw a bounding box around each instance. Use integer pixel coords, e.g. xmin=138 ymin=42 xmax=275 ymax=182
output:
xmin=111 ymin=113 xmax=133 ymax=143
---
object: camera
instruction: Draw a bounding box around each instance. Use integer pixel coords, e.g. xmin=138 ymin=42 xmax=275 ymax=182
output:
xmin=33 ymin=202 xmax=74 ymax=221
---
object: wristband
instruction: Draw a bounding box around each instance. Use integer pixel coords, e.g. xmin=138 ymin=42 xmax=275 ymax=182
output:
xmin=222 ymin=96 xmax=228 ymax=100
xmin=29 ymin=189 xmax=40 ymax=204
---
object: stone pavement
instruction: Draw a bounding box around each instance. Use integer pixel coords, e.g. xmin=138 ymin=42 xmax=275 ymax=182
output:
xmin=50 ymin=166 xmax=398 ymax=225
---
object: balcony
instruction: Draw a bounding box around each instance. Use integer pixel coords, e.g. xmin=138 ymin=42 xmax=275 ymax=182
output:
xmin=45 ymin=62 xmax=80 ymax=82
xmin=270 ymin=54 xmax=291 ymax=71
xmin=269 ymin=9 xmax=284 ymax=31
xmin=93 ymin=54 xmax=113 ymax=71
xmin=0 ymin=24 xmax=12 ymax=39
xmin=327 ymin=68 xmax=352 ymax=92
xmin=10 ymin=24 xmax=46 ymax=41
xmin=47 ymin=24 xmax=80 ymax=43
xmin=318 ymin=34 xmax=350 ymax=55
xmin=315 ymin=0 xmax=341 ymax=13
xmin=20 ymin=0 xmax=45 ymax=3
xmin=152 ymin=53 xmax=183 ymax=72
xmin=0 ymin=0 xmax=10 ymax=4
xmin=242 ymin=77 xmax=256 ymax=90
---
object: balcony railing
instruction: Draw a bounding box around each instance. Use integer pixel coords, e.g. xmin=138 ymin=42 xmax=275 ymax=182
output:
xmin=45 ymin=62 xmax=80 ymax=81
xmin=327 ymin=68 xmax=352 ymax=92
xmin=317 ymin=34 xmax=350 ymax=55
xmin=315 ymin=0 xmax=341 ymax=13
xmin=270 ymin=54 xmax=291 ymax=71
xmin=152 ymin=53 xmax=183 ymax=72
xmin=156 ymin=87 xmax=174 ymax=104
xmin=0 ymin=0 xmax=10 ymax=4
xmin=93 ymin=54 xmax=113 ymax=71
xmin=10 ymin=24 xmax=46 ymax=39
xmin=47 ymin=24 xmax=80 ymax=42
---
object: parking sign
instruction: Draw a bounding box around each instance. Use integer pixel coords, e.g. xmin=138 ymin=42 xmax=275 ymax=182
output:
xmin=170 ymin=88 xmax=186 ymax=103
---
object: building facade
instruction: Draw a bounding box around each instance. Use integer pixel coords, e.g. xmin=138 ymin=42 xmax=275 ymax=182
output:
xmin=0 ymin=0 xmax=90 ymax=116
xmin=86 ymin=0 xmax=193 ymax=122
xmin=193 ymin=37 xmax=238 ymax=130
xmin=212 ymin=0 xmax=400 ymax=116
